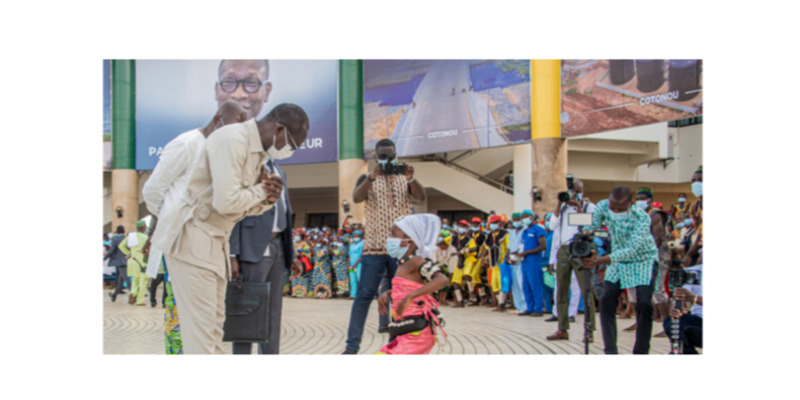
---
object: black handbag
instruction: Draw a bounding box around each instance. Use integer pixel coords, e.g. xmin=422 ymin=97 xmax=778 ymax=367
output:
xmin=222 ymin=278 xmax=271 ymax=343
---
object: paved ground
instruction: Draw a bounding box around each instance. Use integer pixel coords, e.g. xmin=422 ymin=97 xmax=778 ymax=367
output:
xmin=103 ymin=285 xmax=673 ymax=355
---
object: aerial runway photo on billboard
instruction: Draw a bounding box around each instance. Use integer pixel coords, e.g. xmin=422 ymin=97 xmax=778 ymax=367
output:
xmin=560 ymin=59 xmax=703 ymax=137
xmin=363 ymin=60 xmax=531 ymax=159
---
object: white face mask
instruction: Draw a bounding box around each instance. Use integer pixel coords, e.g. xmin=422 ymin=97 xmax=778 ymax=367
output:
xmin=267 ymin=124 xmax=297 ymax=160
xmin=608 ymin=209 xmax=630 ymax=222
xmin=636 ymin=200 xmax=649 ymax=210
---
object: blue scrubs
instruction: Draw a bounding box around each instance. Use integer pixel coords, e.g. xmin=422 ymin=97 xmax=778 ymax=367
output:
xmin=521 ymin=224 xmax=547 ymax=313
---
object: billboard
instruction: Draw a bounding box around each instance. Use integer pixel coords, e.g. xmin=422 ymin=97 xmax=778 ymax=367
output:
xmin=363 ymin=60 xmax=531 ymax=159
xmin=560 ymin=59 xmax=703 ymax=137
xmin=103 ymin=60 xmax=111 ymax=170
xmin=135 ymin=60 xmax=338 ymax=170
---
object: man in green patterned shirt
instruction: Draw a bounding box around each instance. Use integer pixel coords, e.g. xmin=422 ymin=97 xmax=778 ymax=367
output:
xmin=581 ymin=185 xmax=659 ymax=354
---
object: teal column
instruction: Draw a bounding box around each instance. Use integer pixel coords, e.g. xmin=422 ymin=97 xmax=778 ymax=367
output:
xmin=112 ymin=60 xmax=136 ymax=170
xmin=339 ymin=60 xmax=363 ymax=160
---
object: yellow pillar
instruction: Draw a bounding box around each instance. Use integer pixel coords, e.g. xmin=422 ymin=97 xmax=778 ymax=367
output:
xmin=338 ymin=159 xmax=368 ymax=227
xmin=531 ymin=60 xmax=568 ymax=219
xmin=111 ymin=169 xmax=139 ymax=233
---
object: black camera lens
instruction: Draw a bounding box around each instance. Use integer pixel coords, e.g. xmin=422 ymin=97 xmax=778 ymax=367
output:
xmin=558 ymin=191 xmax=571 ymax=202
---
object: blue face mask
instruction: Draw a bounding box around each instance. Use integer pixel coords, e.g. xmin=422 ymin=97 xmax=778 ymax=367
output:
xmin=293 ymin=237 xmax=300 ymax=243
xmin=458 ymin=227 xmax=467 ymax=234
xmin=442 ymin=225 xmax=450 ymax=230
xmin=470 ymin=226 xmax=480 ymax=232
xmin=678 ymin=197 xmax=687 ymax=203
xmin=576 ymin=193 xmax=584 ymax=201
xmin=676 ymin=222 xmax=685 ymax=228
xmin=691 ymin=181 xmax=703 ymax=197
xmin=512 ymin=221 xmax=522 ymax=228
xmin=489 ymin=223 xmax=499 ymax=231
xmin=608 ymin=209 xmax=630 ymax=222
xmin=522 ymin=217 xmax=533 ymax=227
xmin=636 ymin=200 xmax=649 ymax=210
xmin=353 ymin=237 xmax=361 ymax=243
xmin=385 ymin=237 xmax=409 ymax=259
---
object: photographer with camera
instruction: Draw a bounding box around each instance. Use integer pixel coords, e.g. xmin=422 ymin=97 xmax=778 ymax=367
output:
xmin=342 ymin=138 xmax=426 ymax=354
xmin=581 ymin=185 xmax=659 ymax=354
xmin=664 ymin=265 xmax=702 ymax=354
xmin=545 ymin=176 xmax=596 ymax=340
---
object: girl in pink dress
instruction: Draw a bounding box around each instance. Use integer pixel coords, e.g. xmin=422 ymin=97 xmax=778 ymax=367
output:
xmin=376 ymin=214 xmax=449 ymax=354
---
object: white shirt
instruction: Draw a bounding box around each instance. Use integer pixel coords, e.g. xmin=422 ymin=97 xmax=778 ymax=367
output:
xmin=548 ymin=201 xmax=596 ymax=266
xmin=506 ymin=227 xmax=525 ymax=263
xmin=142 ymin=129 xmax=205 ymax=217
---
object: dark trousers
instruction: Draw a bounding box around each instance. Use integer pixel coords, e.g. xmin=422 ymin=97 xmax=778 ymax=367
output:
xmin=663 ymin=314 xmax=703 ymax=354
xmin=112 ymin=266 xmax=129 ymax=297
xmin=232 ymin=237 xmax=286 ymax=355
xmin=345 ymin=254 xmax=397 ymax=352
xmin=599 ymin=262 xmax=658 ymax=354
xmin=555 ymin=245 xmax=596 ymax=332
xmin=149 ymin=273 xmax=167 ymax=306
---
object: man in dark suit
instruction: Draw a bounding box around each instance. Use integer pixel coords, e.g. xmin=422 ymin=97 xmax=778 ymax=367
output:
xmin=229 ymin=156 xmax=302 ymax=354
xmin=105 ymin=225 xmax=129 ymax=302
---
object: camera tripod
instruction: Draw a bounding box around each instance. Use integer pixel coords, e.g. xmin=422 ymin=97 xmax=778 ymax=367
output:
xmin=668 ymin=288 xmax=684 ymax=354
xmin=568 ymin=254 xmax=594 ymax=355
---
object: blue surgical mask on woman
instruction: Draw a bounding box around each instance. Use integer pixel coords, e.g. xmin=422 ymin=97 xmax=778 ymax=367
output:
xmin=470 ymin=226 xmax=480 ymax=232
xmin=512 ymin=221 xmax=522 ymax=228
xmin=489 ymin=223 xmax=499 ymax=231
xmin=353 ymin=237 xmax=361 ymax=243
xmin=458 ymin=227 xmax=467 ymax=234
xmin=385 ymin=237 xmax=410 ymax=259
xmin=691 ymin=182 xmax=703 ymax=197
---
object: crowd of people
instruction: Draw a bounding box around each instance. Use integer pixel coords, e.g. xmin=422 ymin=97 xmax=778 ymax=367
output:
xmin=102 ymin=59 xmax=702 ymax=356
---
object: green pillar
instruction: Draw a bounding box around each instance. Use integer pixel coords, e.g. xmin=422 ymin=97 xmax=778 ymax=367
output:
xmin=339 ymin=60 xmax=363 ymax=160
xmin=338 ymin=60 xmax=367 ymax=225
xmin=112 ymin=60 xmax=136 ymax=170
xmin=110 ymin=60 xmax=140 ymax=232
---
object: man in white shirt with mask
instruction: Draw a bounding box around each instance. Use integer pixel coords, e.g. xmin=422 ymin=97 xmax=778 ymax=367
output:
xmin=545 ymin=178 xmax=596 ymax=341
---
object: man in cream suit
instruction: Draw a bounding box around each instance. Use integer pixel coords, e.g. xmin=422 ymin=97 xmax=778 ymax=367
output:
xmin=151 ymin=103 xmax=309 ymax=354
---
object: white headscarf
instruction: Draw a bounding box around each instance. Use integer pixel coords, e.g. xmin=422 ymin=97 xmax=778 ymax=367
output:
xmin=394 ymin=214 xmax=441 ymax=258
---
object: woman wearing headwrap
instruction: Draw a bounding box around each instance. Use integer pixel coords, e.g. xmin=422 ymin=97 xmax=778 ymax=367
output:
xmin=376 ymin=214 xmax=448 ymax=354
xmin=312 ymin=238 xmax=333 ymax=298
xmin=292 ymin=231 xmax=313 ymax=298
xmin=331 ymin=238 xmax=350 ymax=298
xmin=348 ymin=231 xmax=364 ymax=299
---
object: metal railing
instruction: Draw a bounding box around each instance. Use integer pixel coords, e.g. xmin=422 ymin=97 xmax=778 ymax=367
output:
xmin=429 ymin=155 xmax=513 ymax=194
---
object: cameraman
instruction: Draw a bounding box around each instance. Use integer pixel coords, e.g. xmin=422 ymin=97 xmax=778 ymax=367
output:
xmin=342 ymin=138 xmax=426 ymax=354
xmin=545 ymin=178 xmax=596 ymax=341
xmin=581 ymin=185 xmax=659 ymax=354
xmin=664 ymin=264 xmax=702 ymax=354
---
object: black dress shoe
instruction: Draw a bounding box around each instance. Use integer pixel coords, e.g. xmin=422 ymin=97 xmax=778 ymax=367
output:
xmin=151 ymin=303 xmax=156 ymax=307
xmin=109 ymin=292 xmax=116 ymax=302
xmin=342 ymin=349 xmax=357 ymax=354
xmin=378 ymin=326 xmax=388 ymax=333
xmin=517 ymin=311 xmax=532 ymax=316
xmin=569 ymin=316 xmax=576 ymax=323
xmin=545 ymin=315 xmax=558 ymax=322
xmin=529 ymin=312 xmax=543 ymax=317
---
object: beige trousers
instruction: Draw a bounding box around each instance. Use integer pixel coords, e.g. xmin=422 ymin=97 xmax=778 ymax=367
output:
xmin=164 ymin=255 xmax=227 ymax=354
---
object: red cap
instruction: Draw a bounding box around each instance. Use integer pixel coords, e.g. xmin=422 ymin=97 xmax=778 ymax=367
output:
xmin=488 ymin=215 xmax=502 ymax=223
xmin=458 ymin=219 xmax=469 ymax=226
xmin=653 ymin=202 xmax=664 ymax=210
xmin=471 ymin=217 xmax=482 ymax=224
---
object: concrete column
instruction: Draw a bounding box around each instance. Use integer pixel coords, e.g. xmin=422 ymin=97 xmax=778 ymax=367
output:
xmin=338 ymin=159 xmax=368 ymax=226
xmin=532 ymin=138 xmax=568 ymax=219
xmin=513 ymin=143 xmax=532 ymax=213
xmin=111 ymin=170 xmax=139 ymax=232
xmin=530 ymin=59 xmax=568 ymax=219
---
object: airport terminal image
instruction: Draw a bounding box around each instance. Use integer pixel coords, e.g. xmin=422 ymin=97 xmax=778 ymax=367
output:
xmin=103 ymin=59 xmax=703 ymax=355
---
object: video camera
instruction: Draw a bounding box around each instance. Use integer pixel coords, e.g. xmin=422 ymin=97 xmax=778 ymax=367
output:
xmin=558 ymin=174 xmax=576 ymax=202
xmin=668 ymin=268 xmax=701 ymax=287
xmin=378 ymin=154 xmax=408 ymax=175
xmin=565 ymin=213 xmax=610 ymax=259
xmin=382 ymin=162 xmax=408 ymax=175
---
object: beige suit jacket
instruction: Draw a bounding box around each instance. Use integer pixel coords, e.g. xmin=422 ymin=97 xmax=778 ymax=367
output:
xmin=151 ymin=119 xmax=275 ymax=279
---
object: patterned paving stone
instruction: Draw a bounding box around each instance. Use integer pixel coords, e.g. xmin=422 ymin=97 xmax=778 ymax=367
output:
xmin=103 ymin=287 xmax=671 ymax=355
